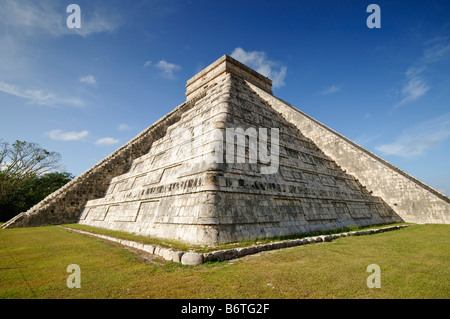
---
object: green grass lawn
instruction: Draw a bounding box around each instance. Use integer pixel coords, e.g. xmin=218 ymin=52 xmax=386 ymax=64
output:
xmin=0 ymin=223 xmax=448 ymax=299
xmin=61 ymin=222 xmax=410 ymax=253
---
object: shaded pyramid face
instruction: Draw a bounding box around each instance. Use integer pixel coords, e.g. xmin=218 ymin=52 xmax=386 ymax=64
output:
xmin=4 ymin=55 xmax=448 ymax=242
xmin=78 ymin=59 xmax=402 ymax=245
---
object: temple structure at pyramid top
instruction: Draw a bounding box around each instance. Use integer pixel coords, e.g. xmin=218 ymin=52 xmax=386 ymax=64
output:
xmin=185 ymin=55 xmax=273 ymax=100
xmin=3 ymin=55 xmax=449 ymax=244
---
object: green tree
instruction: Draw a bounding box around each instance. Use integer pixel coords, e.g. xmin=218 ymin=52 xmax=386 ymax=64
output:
xmin=0 ymin=172 xmax=73 ymax=222
xmin=0 ymin=139 xmax=63 ymax=203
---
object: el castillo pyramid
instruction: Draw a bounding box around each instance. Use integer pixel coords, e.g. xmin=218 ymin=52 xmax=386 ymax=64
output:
xmin=3 ymin=55 xmax=449 ymax=244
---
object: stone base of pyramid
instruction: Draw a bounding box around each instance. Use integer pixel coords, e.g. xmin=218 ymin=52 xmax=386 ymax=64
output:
xmin=3 ymin=55 xmax=448 ymax=245
xmin=79 ymin=187 xmax=401 ymax=245
xmin=77 ymin=56 xmax=403 ymax=245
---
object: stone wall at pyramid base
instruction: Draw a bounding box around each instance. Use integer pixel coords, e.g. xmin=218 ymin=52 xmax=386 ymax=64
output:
xmin=203 ymin=190 xmax=402 ymax=245
xmin=78 ymin=190 xmax=216 ymax=245
xmin=78 ymin=184 xmax=402 ymax=246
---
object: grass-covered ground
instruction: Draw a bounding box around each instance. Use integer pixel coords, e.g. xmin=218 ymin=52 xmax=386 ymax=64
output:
xmin=0 ymin=223 xmax=448 ymax=299
xmin=60 ymin=222 xmax=410 ymax=253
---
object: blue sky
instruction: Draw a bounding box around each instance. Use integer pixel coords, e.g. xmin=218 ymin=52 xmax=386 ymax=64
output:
xmin=0 ymin=0 xmax=449 ymax=195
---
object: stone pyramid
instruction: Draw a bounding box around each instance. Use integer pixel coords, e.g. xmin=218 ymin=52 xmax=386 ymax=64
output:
xmin=3 ymin=55 xmax=449 ymax=245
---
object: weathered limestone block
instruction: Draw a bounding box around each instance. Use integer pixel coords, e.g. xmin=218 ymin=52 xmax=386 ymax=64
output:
xmin=160 ymin=248 xmax=174 ymax=261
xmin=181 ymin=252 xmax=204 ymax=265
xmin=142 ymin=244 xmax=155 ymax=254
xmin=172 ymin=251 xmax=184 ymax=263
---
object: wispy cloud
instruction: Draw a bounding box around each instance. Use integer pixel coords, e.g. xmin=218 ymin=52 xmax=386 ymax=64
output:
xmin=95 ymin=137 xmax=119 ymax=145
xmin=396 ymin=66 xmax=430 ymax=106
xmin=72 ymin=11 xmax=122 ymax=37
xmin=0 ymin=0 xmax=64 ymax=36
xmin=117 ymin=123 xmax=133 ymax=131
xmin=395 ymin=37 xmax=450 ymax=108
xmin=375 ymin=113 xmax=450 ymax=158
xmin=0 ymin=0 xmax=122 ymax=37
xmin=353 ymin=133 xmax=382 ymax=147
xmin=154 ymin=60 xmax=181 ymax=79
xmin=423 ymin=38 xmax=450 ymax=63
xmin=143 ymin=61 xmax=152 ymax=69
xmin=0 ymin=81 xmax=84 ymax=107
xmin=47 ymin=129 xmax=89 ymax=141
xmin=231 ymin=47 xmax=287 ymax=88
xmin=79 ymin=75 xmax=97 ymax=86
xmin=321 ymin=85 xmax=342 ymax=95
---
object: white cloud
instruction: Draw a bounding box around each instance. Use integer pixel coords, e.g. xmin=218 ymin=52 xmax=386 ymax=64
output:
xmin=155 ymin=60 xmax=181 ymax=79
xmin=0 ymin=81 xmax=84 ymax=107
xmin=272 ymin=66 xmax=287 ymax=88
xmin=321 ymin=85 xmax=342 ymax=95
xmin=118 ymin=123 xmax=132 ymax=131
xmin=143 ymin=61 xmax=152 ymax=69
xmin=73 ymin=11 xmax=121 ymax=37
xmin=95 ymin=137 xmax=119 ymax=145
xmin=0 ymin=0 xmax=121 ymax=37
xmin=423 ymin=40 xmax=450 ymax=63
xmin=394 ymin=37 xmax=450 ymax=107
xmin=79 ymin=75 xmax=97 ymax=86
xmin=47 ymin=129 xmax=89 ymax=141
xmin=399 ymin=75 xmax=429 ymax=105
xmin=0 ymin=0 xmax=63 ymax=36
xmin=353 ymin=133 xmax=381 ymax=147
xmin=395 ymin=66 xmax=429 ymax=107
xmin=375 ymin=113 xmax=450 ymax=158
xmin=231 ymin=47 xmax=287 ymax=88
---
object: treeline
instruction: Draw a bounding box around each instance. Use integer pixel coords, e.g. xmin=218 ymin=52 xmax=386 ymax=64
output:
xmin=0 ymin=172 xmax=73 ymax=222
xmin=1 ymin=139 xmax=72 ymax=222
